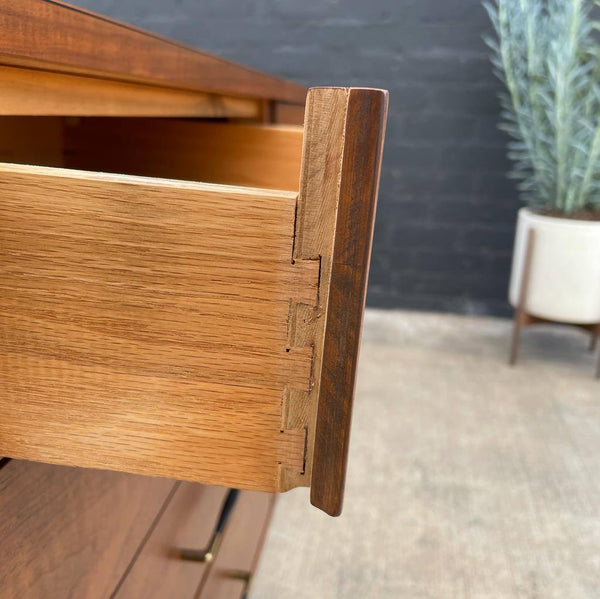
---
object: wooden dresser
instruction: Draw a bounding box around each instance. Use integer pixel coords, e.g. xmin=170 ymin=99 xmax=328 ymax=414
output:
xmin=0 ymin=1 xmax=388 ymax=596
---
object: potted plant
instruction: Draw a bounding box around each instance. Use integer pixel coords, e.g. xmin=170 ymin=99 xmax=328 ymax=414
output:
xmin=484 ymin=0 xmax=600 ymax=373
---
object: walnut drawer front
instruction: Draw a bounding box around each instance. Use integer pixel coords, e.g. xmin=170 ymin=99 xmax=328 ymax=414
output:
xmin=114 ymin=485 xmax=275 ymax=599
xmin=196 ymin=491 xmax=275 ymax=599
xmin=0 ymin=459 xmax=174 ymax=599
xmin=114 ymin=483 xmax=228 ymax=598
xmin=0 ymin=87 xmax=388 ymax=515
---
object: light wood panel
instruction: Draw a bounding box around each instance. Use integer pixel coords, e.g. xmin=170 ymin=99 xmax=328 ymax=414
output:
xmin=0 ymin=0 xmax=307 ymax=103
xmin=0 ymin=459 xmax=174 ymax=599
xmin=0 ymin=66 xmax=261 ymax=117
xmin=0 ymin=163 xmax=315 ymax=491
xmin=65 ymin=119 xmax=303 ymax=190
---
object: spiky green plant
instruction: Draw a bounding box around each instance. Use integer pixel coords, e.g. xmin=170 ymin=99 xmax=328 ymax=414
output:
xmin=484 ymin=0 xmax=600 ymax=214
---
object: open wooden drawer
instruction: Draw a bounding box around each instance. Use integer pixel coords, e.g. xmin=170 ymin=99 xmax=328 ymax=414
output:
xmin=0 ymin=87 xmax=388 ymax=516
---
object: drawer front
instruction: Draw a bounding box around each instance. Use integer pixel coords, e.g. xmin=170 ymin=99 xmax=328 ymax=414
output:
xmin=0 ymin=87 xmax=388 ymax=515
xmin=115 ymin=483 xmax=228 ymax=598
xmin=197 ymin=491 xmax=275 ymax=599
xmin=115 ymin=485 xmax=274 ymax=599
xmin=0 ymin=460 xmax=174 ymax=599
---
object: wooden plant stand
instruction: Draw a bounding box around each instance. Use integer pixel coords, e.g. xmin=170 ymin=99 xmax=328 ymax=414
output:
xmin=509 ymin=229 xmax=600 ymax=379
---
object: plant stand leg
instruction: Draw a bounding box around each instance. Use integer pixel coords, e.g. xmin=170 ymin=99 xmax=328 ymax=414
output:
xmin=509 ymin=228 xmax=535 ymax=366
xmin=595 ymin=325 xmax=600 ymax=380
xmin=509 ymin=310 xmax=523 ymax=366
xmin=590 ymin=326 xmax=598 ymax=352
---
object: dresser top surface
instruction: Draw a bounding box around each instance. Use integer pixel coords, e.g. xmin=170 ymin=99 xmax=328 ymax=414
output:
xmin=0 ymin=0 xmax=307 ymax=104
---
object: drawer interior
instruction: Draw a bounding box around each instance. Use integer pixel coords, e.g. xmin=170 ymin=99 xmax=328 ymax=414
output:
xmin=0 ymin=116 xmax=304 ymax=192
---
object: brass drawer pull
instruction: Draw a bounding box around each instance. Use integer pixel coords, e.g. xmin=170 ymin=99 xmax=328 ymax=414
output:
xmin=180 ymin=488 xmax=239 ymax=563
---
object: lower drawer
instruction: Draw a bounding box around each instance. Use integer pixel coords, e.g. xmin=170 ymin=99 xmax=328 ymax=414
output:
xmin=197 ymin=491 xmax=276 ymax=599
xmin=0 ymin=460 xmax=275 ymax=599
xmin=116 ymin=486 xmax=275 ymax=599
xmin=0 ymin=460 xmax=174 ymax=599
xmin=115 ymin=482 xmax=228 ymax=598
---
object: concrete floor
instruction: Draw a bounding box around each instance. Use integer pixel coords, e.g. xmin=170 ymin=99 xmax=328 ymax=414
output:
xmin=250 ymin=309 xmax=600 ymax=599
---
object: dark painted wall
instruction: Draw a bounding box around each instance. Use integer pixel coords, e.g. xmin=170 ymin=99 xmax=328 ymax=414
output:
xmin=72 ymin=0 xmax=518 ymax=316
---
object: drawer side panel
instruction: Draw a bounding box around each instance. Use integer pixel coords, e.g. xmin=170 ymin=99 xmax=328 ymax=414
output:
xmin=0 ymin=164 xmax=315 ymax=491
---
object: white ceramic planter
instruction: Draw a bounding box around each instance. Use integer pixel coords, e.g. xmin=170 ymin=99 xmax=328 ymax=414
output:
xmin=509 ymin=208 xmax=600 ymax=324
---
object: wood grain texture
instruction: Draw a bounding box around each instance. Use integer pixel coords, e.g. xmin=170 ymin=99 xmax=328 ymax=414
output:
xmin=0 ymin=459 xmax=174 ymax=599
xmin=0 ymin=0 xmax=307 ymax=104
xmin=114 ymin=483 xmax=227 ymax=598
xmin=280 ymin=88 xmax=388 ymax=514
xmin=0 ymin=163 xmax=315 ymax=491
xmin=310 ymin=88 xmax=388 ymax=516
xmin=65 ymin=119 xmax=303 ymax=190
xmin=0 ymin=65 xmax=261 ymax=118
xmin=196 ymin=491 xmax=276 ymax=599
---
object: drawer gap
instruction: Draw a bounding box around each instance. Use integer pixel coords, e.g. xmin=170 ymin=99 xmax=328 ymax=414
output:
xmin=0 ymin=115 xmax=304 ymax=192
